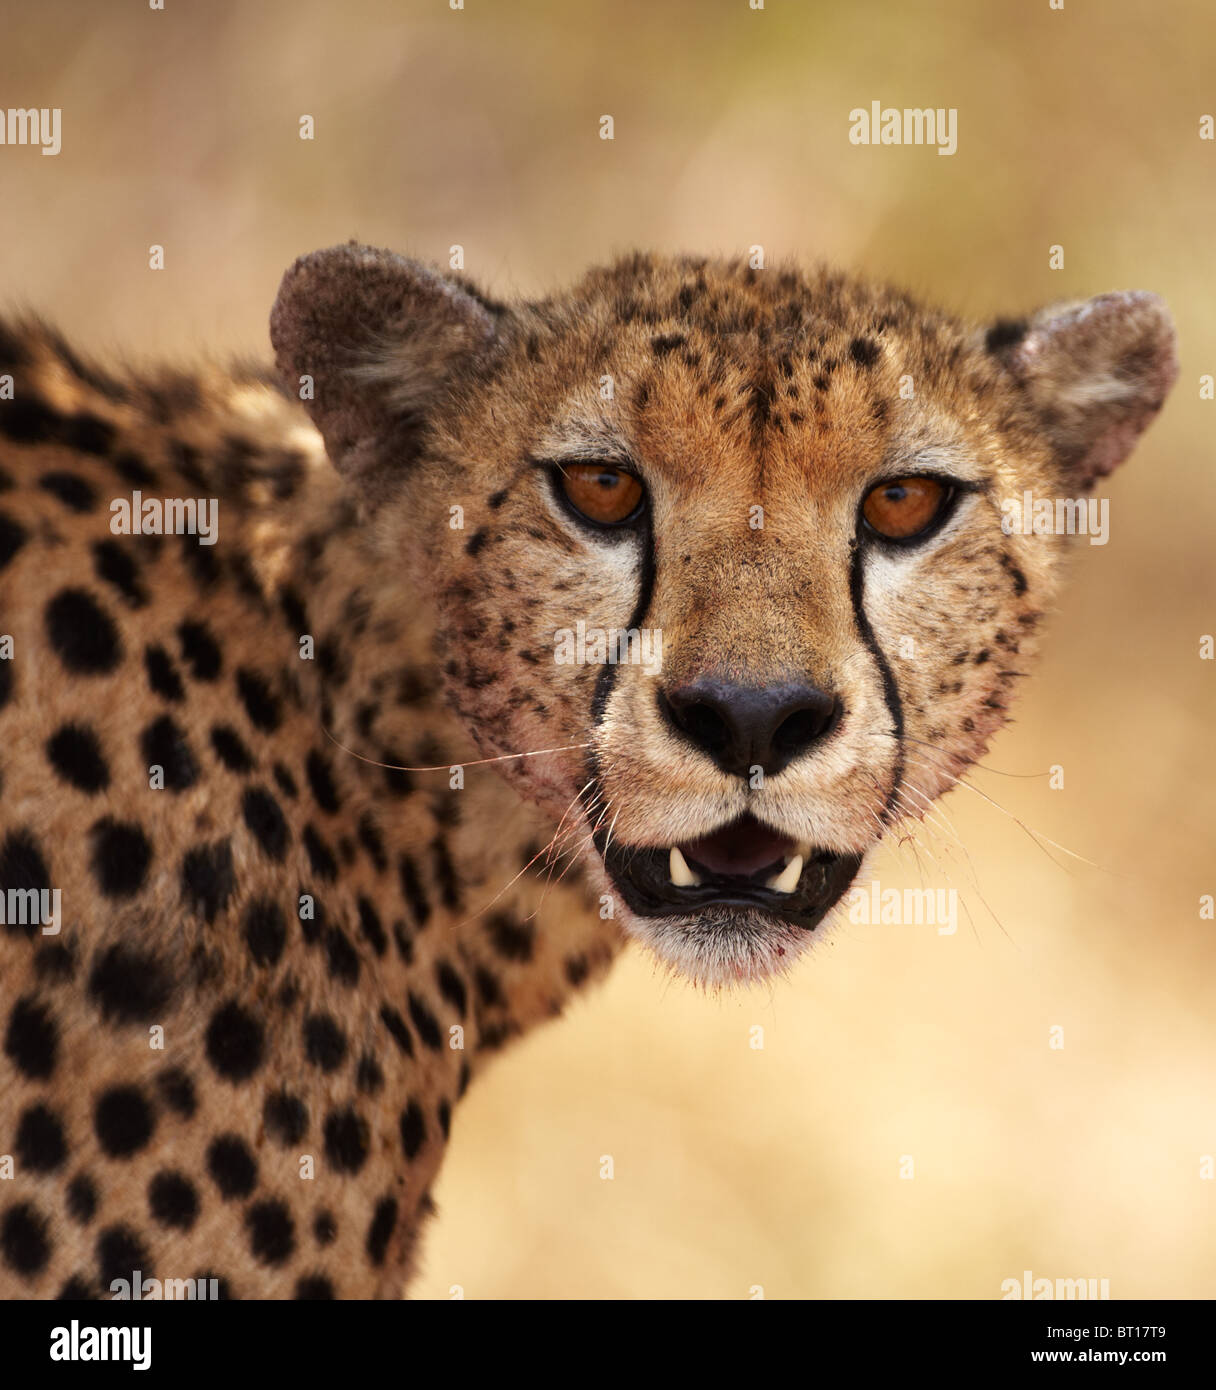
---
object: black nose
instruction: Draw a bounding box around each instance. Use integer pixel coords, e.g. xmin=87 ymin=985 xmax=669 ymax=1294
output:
xmin=658 ymin=679 xmax=842 ymax=780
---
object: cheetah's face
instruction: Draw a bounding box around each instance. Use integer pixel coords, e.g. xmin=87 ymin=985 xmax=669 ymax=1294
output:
xmin=273 ymin=246 xmax=1176 ymax=986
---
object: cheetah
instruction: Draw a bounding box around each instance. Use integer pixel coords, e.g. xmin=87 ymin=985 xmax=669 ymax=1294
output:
xmin=0 ymin=244 xmax=1176 ymax=1298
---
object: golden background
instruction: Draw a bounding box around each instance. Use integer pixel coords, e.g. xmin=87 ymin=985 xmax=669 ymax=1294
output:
xmin=2 ymin=0 xmax=1212 ymax=1298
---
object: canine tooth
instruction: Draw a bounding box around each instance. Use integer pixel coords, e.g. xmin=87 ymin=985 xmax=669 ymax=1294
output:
xmin=669 ymin=846 xmax=701 ymax=887
xmin=768 ymin=854 xmax=804 ymax=894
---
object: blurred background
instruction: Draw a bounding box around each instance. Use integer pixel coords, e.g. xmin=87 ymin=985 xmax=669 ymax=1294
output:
xmin=2 ymin=0 xmax=1212 ymax=1298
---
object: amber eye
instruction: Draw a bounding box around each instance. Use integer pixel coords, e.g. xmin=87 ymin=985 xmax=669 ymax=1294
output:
xmin=558 ymin=463 xmax=645 ymax=527
xmin=861 ymin=475 xmax=951 ymax=541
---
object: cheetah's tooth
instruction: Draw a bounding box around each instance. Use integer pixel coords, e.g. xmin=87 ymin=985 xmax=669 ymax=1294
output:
xmin=669 ymin=846 xmax=701 ymax=888
xmin=767 ymin=854 xmax=804 ymax=894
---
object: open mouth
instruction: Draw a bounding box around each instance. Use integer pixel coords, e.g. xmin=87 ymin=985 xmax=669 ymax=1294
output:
xmin=598 ymin=812 xmax=862 ymax=932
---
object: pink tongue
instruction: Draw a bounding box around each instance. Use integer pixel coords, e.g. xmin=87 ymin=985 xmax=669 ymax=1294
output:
xmin=682 ymin=817 xmax=797 ymax=878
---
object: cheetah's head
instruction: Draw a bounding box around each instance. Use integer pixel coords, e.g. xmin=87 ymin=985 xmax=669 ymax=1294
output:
xmin=272 ymin=245 xmax=1176 ymax=986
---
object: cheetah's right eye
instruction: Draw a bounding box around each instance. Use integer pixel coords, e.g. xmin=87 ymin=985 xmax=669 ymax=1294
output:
xmin=556 ymin=463 xmax=645 ymax=528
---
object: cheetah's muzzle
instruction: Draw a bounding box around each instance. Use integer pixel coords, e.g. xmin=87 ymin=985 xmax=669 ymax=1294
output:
xmin=599 ymin=813 xmax=863 ymax=933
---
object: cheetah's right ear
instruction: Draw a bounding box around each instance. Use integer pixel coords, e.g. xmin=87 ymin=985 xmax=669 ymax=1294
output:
xmin=984 ymin=291 xmax=1178 ymax=489
xmin=270 ymin=242 xmax=501 ymax=504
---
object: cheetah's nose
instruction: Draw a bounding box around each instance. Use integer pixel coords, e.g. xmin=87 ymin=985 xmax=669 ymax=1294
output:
xmin=657 ymin=679 xmax=842 ymax=780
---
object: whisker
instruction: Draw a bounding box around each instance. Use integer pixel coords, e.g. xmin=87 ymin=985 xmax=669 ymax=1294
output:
xmin=321 ymin=725 xmax=592 ymax=773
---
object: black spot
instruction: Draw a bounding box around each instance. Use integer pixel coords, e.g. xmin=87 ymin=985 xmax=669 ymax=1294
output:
xmin=178 ymin=619 xmax=222 ymax=680
xmin=0 ymin=511 xmax=27 ymax=571
xmin=407 ymin=993 xmax=443 ymax=1051
xmin=156 ymin=1068 xmax=196 ymax=1117
xmin=16 ymin=1103 xmax=67 ymax=1172
xmin=89 ymin=818 xmax=152 ymax=898
xmin=436 ymin=960 xmax=467 ymax=1017
xmin=181 ymin=840 xmax=235 ymax=922
xmin=0 ymin=830 xmax=51 ymax=938
xmin=474 ymin=965 xmax=505 ymax=1009
xmin=324 ymin=927 xmax=360 ymax=985
xmin=33 ymin=942 xmax=75 ymax=982
xmin=295 ymin=1273 xmax=335 ymax=1299
xmin=148 ymin=1172 xmax=199 ymax=1230
xmin=96 ymin=1225 xmax=149 ymax=1289
xmin=565 ymin=955 xmax=590 ymax=987
xmin=44 ymin=722 xmax=110 ymax=794
xmin=39 ymin=471 xmax=97 ymax=512
xmin=356 ymin=1054 xmax=384 ymax=1094
xmin=393 ymin=922 xmax=415 ymax=965
xmin=305 ymin=749 xmax=341 ymax=813
xmin=323 ymin=1107 xmax=369 ymax=1174
xmin=315 ymin=636 xmax=349 ymax=686
xmin=57 ymin=1275 xmax=95 ymax=1300
xmin=210 ymin=724 xmax=254 ymax=773
xmin=273 ymin=762 xmax=298 ymax=798
xmin=399 ymin=1101 xmax=426 ymax=1160
xmin=487 ymin=488 xmax=508 ymax=509
xmin=465 ymin=528 xmax=489 ymax=556
xmin=91 ymin=541 xmax=147 ymax=608
xmin=432 ymin=840 xmax=462 ymax=911
xmin=438 ymin=1098 xmax=451 ymax=1140
xmin=986 ymin=318 xmax=1028 ymax=354
xmin=45 ymin=588 xmax=123 ymax=674
xmin=489 ymin=912 xmax=534 ymax=962
xmin=243 ymin=898 xmax=287 ymax=966
xmin=66 ymin=1174 xmax=97 ymax=1224
xmin=357 ymin=897 xmax=387 ymax=957
xmin=1 ymin=1202 xmax=50 ymax=1277
xmin=87 ymin=943 xmax=171 ymax=1024
xmin=302 ymin=1013 xmax=346 ymax=1071
xmin=206 ymin=1134 xmax=258 ymax=1199
xmin=94 ymin=1085 xmax=155 ymax=1158
xmin=245 ymin=1200 xmax=295 ymax=1266
xmin=179 ymin=529 xmax=221 ymax=589
xmin=236 ymin=667 xmax=282 ymax=732
xmin=380 ymin=746 xmax=413 ymax=798
xmin=0 ymin=659 xmax=11 ymax=710
xmin=302 ymin=824 xmax=337 ymax=882
xmin=651 ymin=333 xmax=686 ymax=356
xmin=205 ymin=1000 xmax=265 ymax=1081
xmin=357 ymin=814 xmax=387 ymax=872
xmin=141 ymin=714 xmax=199 ymax=791
xmin=379 ymin=1005 xmax=414 ymax=1057
xmin=112 ymin=451 xmax=156 ymax=487
xmin=998 ymin=549 xmax=1030 ymax=596
xmin=144 ymin=644 xmax=185 ymax=702
xmin=263 ymin=1091 xmax=308 ymax=1147
xmin=848 ymin=336 xmax=881 ymax=368
xmin=4 ymin=996 xmax=58 ymax=1078
xmin=366 ymin=1196 xmax=398 ymax=1265
xmin=398 ymin=855 xmax=431 ymax=927
xmin=242 ymin=786 xmax=290 ymax=861
xmin=313 ymin=1211 xmax=337 ymax=1245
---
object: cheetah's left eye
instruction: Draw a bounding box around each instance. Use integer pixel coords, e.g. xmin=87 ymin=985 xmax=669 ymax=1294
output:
xmin=557 ymin=463 xmax=645 ymax=527
xmin=861 ymin=475 xmax=952 ymax=541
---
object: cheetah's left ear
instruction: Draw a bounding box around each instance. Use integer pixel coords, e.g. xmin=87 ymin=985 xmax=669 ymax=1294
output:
xmin=270 ymin=241 xmax=501 ymax=504
xmin=985 ymin=291 xmax=1178 ymax=488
